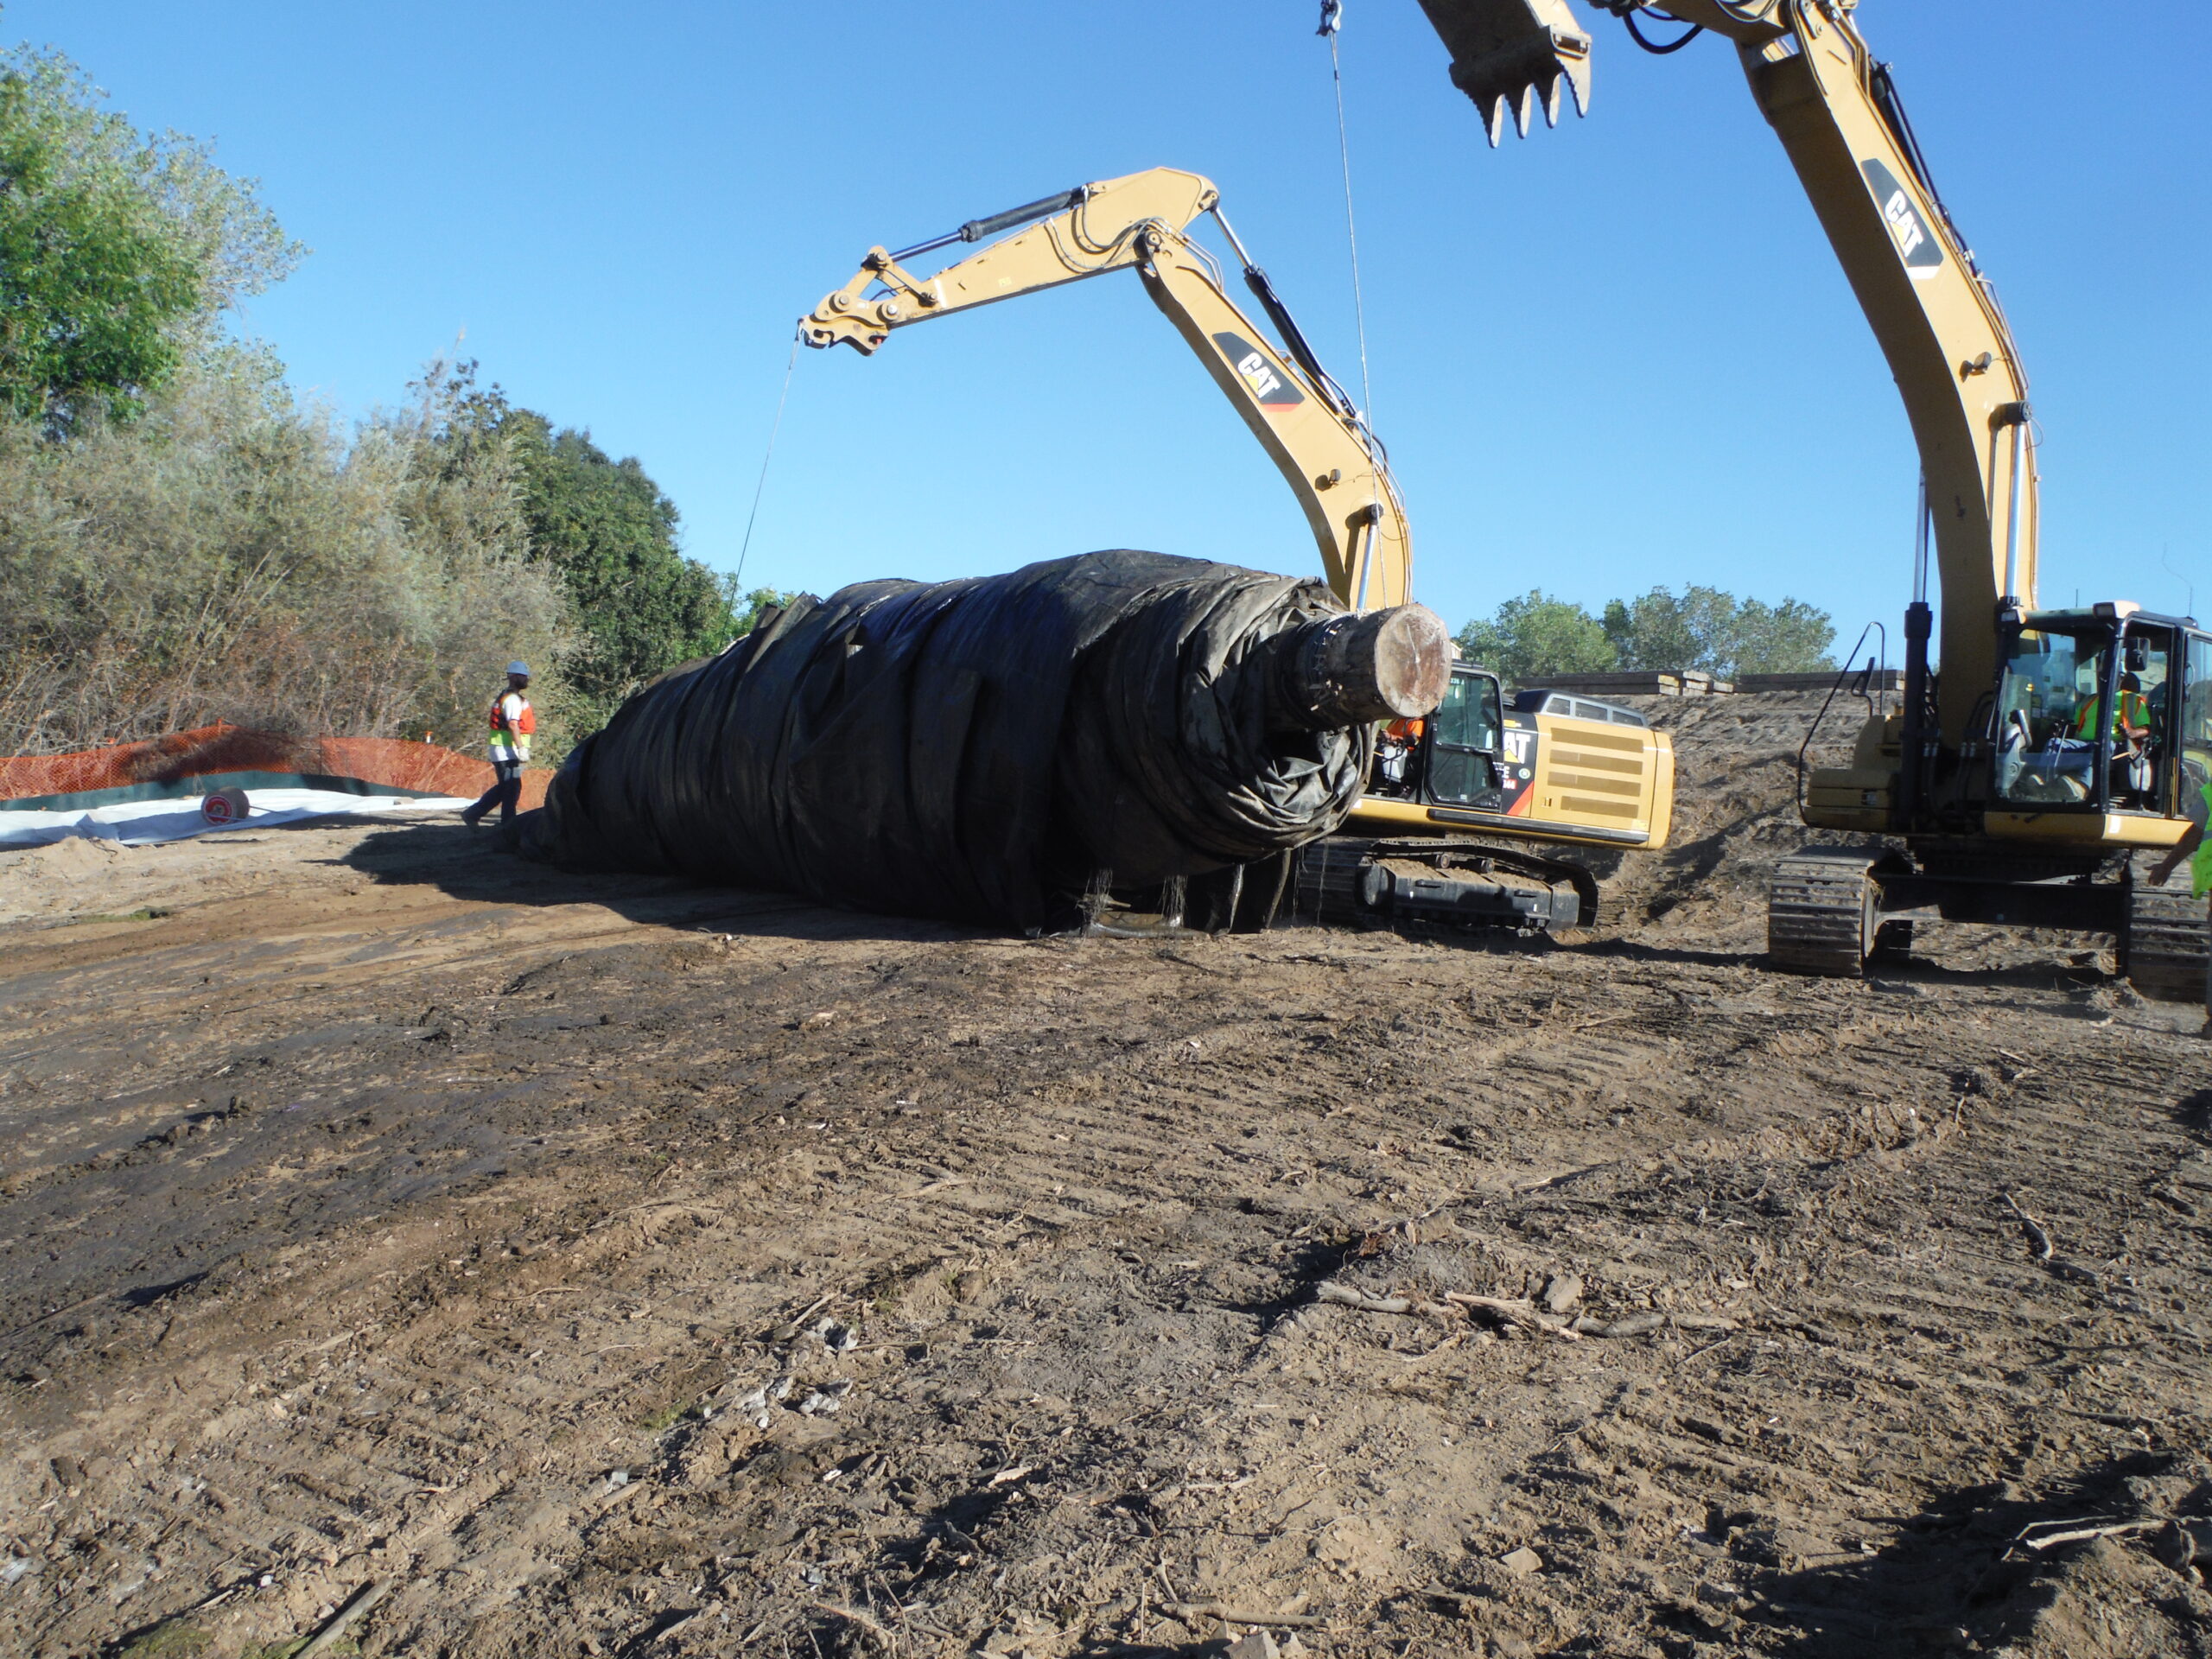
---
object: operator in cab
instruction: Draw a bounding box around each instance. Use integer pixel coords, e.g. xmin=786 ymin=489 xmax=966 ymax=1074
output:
xmin=2073 ymin=671 xmax=2153 ymax=748
xmin=1373 ymin=715 xmax=1427 ymax=795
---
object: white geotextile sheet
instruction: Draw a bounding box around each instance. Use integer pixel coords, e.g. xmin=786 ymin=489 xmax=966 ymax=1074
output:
xmin=0 ymin=789 xmax=474 ymax=849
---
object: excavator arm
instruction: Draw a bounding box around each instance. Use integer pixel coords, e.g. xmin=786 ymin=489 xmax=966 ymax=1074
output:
xmin=1418 ymin=0 xmax=2036 ymax=747
xmin=804 ymin=167 xmax=1413 ymax=612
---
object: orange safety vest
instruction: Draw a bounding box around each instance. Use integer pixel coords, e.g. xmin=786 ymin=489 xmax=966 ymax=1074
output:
xmin=1383 ymin=717 xmax=1426 ymax=743
xmin=489 ymin=694 xmax=536 ymax=736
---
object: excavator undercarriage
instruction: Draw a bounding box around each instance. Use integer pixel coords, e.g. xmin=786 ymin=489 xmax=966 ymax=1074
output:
xmin=1288 ymin=836 xmax=1597 ymax=934
xmin=1770 ymin=845 xmax=2207 ymax=999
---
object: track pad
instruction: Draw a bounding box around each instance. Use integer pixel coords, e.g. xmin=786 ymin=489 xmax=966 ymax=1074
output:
xmin=1415 ymin=0 xmax=1594 ymax=144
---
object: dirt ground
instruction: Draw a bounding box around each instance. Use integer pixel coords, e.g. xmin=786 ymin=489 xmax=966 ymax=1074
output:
xmin=6 ymin=690 xmax=2212 ymax=1659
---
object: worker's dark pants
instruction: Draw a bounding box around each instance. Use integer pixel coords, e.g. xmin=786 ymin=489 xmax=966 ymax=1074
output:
xmin=466 ymin=759 xmax=524 ymax=827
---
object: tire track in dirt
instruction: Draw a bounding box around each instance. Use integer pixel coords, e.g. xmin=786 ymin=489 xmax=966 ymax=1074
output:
xmin=4 ymin=714 xmax=2211 ymax=1656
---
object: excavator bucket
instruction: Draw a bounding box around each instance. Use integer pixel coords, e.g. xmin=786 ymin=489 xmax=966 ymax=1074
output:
xmin=1415 ymin=0 xmax=1594 ymax=144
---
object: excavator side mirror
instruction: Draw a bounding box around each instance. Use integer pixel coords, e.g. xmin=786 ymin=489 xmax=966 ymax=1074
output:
xmin=2126 ymin=635 xmax=2151 ymax=674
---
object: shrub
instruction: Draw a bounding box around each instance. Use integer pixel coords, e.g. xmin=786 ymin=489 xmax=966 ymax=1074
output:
xmin=0 ymin=351 xmax=573 ymax=757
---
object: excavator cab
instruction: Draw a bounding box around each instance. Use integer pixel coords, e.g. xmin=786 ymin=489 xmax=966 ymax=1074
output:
xmin=1993 ymin=607 xmax=2209 ymax=821
xmin=1373 ymin=666 xmax=1507 ymax=806
xmin=1426 ymin=667 xmax=1509 ymax=805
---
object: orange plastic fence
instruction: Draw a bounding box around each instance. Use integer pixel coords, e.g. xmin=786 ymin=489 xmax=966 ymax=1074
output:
xmin=0 ymin=723 xmax=552 ymax=810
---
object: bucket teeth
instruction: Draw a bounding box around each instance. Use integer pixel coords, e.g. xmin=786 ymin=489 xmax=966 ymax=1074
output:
xmin=1540 ymin=62 xmax=1575 ymax=126
xmin=1421 ymin=0 xmax=1595 ymax=145
xmin=1481 ymin=94 xmax=1510 ymax=147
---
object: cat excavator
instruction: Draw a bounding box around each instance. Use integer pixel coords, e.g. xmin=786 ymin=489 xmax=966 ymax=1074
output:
xmin=804 ymin=167 xmax=1674 ymax=934
xmin=1414 ymin=0 xmax=2210 ymax=997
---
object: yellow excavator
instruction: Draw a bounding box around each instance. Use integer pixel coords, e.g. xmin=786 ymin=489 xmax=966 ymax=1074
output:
xmin=1418 ymin=0 xmax=2210 ymax=997
xmin=804 ymin=167 xmax=1674 ymax=933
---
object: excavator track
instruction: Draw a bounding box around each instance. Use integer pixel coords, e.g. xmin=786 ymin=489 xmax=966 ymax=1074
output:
xmin=1286 ymin=836 xmax=1591 ymax=933
xmin=1287 ymin=838 xmax=1382 ymax=928
xmin=2120 ymin=864 xmax=2209 ymax=1004
xmin=1769 ymin=849 xmax=1878 ymax=978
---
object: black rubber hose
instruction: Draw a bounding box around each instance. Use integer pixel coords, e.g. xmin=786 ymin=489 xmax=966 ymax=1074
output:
xmin=1624 ymin=10 xmax=1703 ymax=53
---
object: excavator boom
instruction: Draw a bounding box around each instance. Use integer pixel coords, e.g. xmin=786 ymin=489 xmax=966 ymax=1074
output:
xmin=804 ymin=168 xmax=1412 ymax=610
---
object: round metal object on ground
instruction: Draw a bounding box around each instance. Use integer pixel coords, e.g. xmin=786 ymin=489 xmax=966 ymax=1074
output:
xmin=200 ymin=786 xmax=251 ymax=826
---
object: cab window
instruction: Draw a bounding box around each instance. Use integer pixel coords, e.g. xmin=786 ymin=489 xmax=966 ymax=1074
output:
xmin=2183 ymin=634 xmax=2212 ymax=812
xmin=2185 ymin=636 xmax=2212 ymax=756
xmin=1427 ymin=671 xmax=1501 ymax=806
xmin=1433 ymin=671 xmax=1502 ymax=753
xmin=1996 ymin=628 xmax=2097 ymax=804
xmin=1995 ymin=624 xmax=2173 ymax=810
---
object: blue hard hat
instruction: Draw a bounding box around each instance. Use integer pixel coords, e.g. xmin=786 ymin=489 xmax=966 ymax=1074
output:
xmin=506 ymin=661 xmax=531 ymax=677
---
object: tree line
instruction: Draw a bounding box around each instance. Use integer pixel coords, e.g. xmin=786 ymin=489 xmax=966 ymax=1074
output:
xmin=0 ymin=39 xmax=1834 ymax=759
xmin=1455 ymin=587 xmax=1837 ymax=685
xmin=0 ymin=45 xmax=789 ymax=760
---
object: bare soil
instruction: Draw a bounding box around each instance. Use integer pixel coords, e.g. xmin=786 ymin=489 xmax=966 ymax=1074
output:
xmin=5 ymin=691 xmax=2211 ymax=1659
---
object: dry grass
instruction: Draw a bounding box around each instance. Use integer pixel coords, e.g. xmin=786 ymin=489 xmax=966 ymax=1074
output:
xmin=0 ymin=348 xmax=574 ymax=758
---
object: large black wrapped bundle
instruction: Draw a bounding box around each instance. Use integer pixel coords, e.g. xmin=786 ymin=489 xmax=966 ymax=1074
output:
xmin=523 ymin=550 xmax=1446 ymax=932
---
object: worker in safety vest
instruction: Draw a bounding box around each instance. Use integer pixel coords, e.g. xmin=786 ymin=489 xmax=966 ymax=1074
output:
xmin=2072 ymin=673 xmax=2152 ymax=746
xmin=462 ymin=662 xmax=535 ymax=831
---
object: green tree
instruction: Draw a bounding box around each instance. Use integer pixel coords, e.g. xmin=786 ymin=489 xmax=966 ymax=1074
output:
xmin=0 ymin=47 xmax=302 ymax=429
xmin=1455 ymin=590 xmax=1618 ymax=683
xmin=1602 ymin=584 xmax=1835 ymax=679
xmin=724 ymin=582 xmax=799 ymax=639
xmin=0 ymin=349 xmax=570 ymax=755
xmin=1730 ymin=595 xmax=1838 ymax=675
xmin=482 ymin=404 xmax=738 ymax=728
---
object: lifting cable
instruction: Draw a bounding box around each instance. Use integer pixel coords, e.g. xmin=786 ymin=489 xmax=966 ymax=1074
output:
xmin=733 ymin=329 xmax=801 ymax=593
xmin=1317 ymin=0 xmax=1375 ymax=432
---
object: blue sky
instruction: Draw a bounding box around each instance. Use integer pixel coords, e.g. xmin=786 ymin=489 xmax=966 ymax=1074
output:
xmin=14 ymin=2 xmax=2209 ymax=644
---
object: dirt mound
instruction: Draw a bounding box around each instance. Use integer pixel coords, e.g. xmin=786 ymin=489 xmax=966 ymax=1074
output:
xmin=1588 ymin=689 xmax=1859 ymax=944
xmin=15 ymin=834 xmax=124 ymax=876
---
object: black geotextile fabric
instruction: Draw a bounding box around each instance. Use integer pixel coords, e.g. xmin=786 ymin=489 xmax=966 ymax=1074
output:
xmin=521 ymin=550 xmax=1371 ymax=931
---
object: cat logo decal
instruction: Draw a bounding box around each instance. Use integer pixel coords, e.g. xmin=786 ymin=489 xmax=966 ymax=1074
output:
xmin=1862 ymin=158 xmax=1945 ymax=282
xmin=1212 ymin=332 xmax=1304 ymax=406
